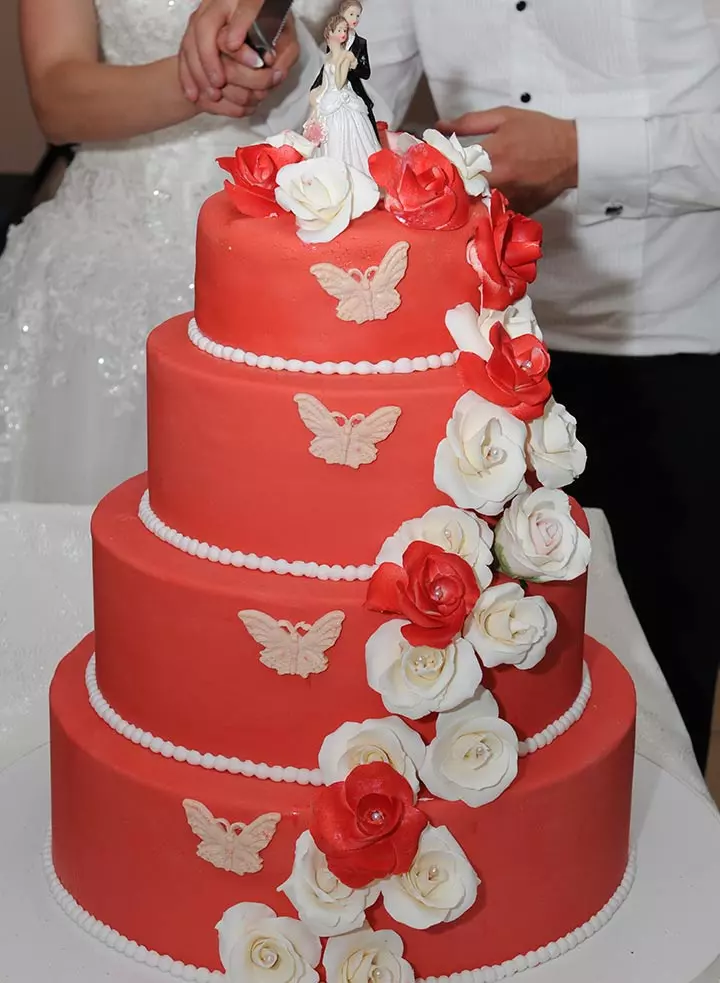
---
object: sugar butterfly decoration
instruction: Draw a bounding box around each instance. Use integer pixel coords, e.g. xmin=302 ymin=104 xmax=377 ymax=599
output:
xmin=294 ymin=393 xmax=401 ymax=469
xmin=309 ymin=241 xmax=410 ymax=324
xmin=238 ymin=609 xmax=346 ymax=678
xmin=182 ymin=799 xmax=281 ymax=876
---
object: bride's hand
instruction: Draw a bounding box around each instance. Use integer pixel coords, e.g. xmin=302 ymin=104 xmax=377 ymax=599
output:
xmin=179 ymin=0 xmax=298 ymax=110
xmin=217 ymin=16 xmax=299 ymax=112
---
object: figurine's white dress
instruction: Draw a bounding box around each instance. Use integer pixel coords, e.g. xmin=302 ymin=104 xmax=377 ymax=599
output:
xmin=0 ymin=0 xmax=322 ymax=505
xmin=312 ymin=61 xmax=380 ymax=175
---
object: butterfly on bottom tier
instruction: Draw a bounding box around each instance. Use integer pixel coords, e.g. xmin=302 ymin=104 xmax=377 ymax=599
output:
xmin=294 ymin=393 xmax=402 ymax=470
xmin=238 ymin=609 xmax=346 ymax=678
xmin=309 ymin=241 xmax=410 ymax=324
xmin=182 ymin=799 xmax=281 ymax=876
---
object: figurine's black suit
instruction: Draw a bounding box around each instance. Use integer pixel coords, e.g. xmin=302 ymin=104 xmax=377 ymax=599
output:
xmin=311 ymin=33 xmax=379 ymax=139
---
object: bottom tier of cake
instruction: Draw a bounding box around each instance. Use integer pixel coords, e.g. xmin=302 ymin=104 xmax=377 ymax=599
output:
xmin=50 ymin=634 xmax=636 ymax=980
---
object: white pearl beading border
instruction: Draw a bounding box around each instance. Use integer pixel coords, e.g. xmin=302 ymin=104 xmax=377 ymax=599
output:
xmin=85 ymin=655 xmax=325 ymax=787
xmin=44 ymin=829 xmax=636 ymax=983
xmin=138 ymin=491 xmax=376 ymax=583
xmin=517 ymin=661 xmax=592 ymax=757
xmin=421 ymin=849 xmax=636 ymax=983
xmin=86 ymin=655 xmax=591 ymax=783
xmin=43 ymin=835 xmax=225 ymax=981
xmin=188 ymin=319 xmax=459 ymax=376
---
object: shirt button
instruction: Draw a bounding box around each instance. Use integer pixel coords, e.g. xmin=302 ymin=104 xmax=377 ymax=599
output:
xmin=520 ymin=92 xmax=532 ymax=103
xmin=516 ymin=1 xmax=527 ymax=9
xmin=605 ymin=203 xmax=624 ymax=217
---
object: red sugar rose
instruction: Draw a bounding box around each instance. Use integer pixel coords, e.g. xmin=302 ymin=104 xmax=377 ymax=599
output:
xmin=369 ymin=143 xmax=470 ymax=231
xmin=366 ymin=541 xmax=480 ymax=648
xmin=310 ymin=762 xmax=428 ymax=889
xmin=467 ymin=189 xmax=543 ymax=308
xmin=217 ymin=144 xmax=303 ymax=218
xmin=458 ymin=320 xmax=552 ymax=421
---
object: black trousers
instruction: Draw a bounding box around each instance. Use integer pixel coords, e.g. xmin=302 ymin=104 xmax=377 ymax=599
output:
xmin=549 ymin=350 xmax=719 ymax=771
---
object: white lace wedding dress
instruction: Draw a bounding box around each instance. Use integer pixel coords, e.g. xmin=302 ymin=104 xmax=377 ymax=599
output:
xmin=0 ymin=0 xmax=322 ymax=505
xmin=312 ymin=60 xmax=380 ymax=175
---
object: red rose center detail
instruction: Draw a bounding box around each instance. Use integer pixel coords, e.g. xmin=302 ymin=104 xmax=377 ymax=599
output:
xmin=428 ymin=574 xmax=462 ymax=610
xmin=356 ymin=792 xmax=402 ymax=837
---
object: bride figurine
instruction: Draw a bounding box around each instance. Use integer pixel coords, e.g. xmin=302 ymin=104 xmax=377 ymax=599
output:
xmin=303 ymin=13 xmax=381 ymax=175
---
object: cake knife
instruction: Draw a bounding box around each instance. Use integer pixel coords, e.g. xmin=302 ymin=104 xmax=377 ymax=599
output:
xmin=247 ymin=0 xmax=295 ymax=59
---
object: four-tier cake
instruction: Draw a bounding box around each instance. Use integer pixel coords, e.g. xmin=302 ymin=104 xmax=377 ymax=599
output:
xmin=48 ymin=128 xmax=636 ymax=983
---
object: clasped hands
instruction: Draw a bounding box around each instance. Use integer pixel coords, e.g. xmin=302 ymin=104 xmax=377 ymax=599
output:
xmin=178 ymin=0 xmax=300 ymax=119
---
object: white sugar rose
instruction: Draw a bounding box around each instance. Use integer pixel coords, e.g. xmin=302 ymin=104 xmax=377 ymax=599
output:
xmin=494 ymin=488 xmax=591 ymax=583
xmin=318 ymin=717 xmax=426 ymax=794
xmin=366 ymin=620 xmax=483 ymax=720
xmin=278 ymin=832 xmax=379 ymax=937
xmin=275 ymin=158 xmax=379 ymax=244
xmin=445 ymin=296 xmax=542 ymax=362
xmin=423 ymin=130 xmax=491 ymax=198
xmin=381 ymin=825 xmax=479 ymax=929
xmin=419 ymin=690 xmax=519 ymax=807
xmin=464 ymin=582 xmax=557 ymax=671
xmin=266 ymin=130 xmax=316 ymax=158
xmin=376 ymin=506 xmax=494 ymax=589
xmin=528 ymin=398 xmax=587 ymax=489
xmin=434 ymin=392 xmax=529 ymax=515
xmin=217 ymin=902 xmax=321 ymax=983
xmin=323 ymin=928 xmax=415 ymax=983
xmin=498 ymin=294 xmax=542 ymax=340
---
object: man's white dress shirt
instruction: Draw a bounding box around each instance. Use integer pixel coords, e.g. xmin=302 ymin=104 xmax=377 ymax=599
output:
xmin=360 ymin=0 xmax=720 ymax=355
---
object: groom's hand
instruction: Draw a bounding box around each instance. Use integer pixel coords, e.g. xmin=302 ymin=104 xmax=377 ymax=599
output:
xmin=179 ymin=0 xmax=298 ymax=111
xmin=438 ymin=106 xmax=578 ymax=215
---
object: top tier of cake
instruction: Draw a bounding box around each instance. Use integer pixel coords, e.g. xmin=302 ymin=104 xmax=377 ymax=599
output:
xmin=193 ymin=191 xmax=484 ymax=363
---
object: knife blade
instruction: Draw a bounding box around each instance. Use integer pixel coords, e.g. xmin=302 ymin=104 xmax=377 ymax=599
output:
xmin=247 ymin=0 xmax=295 ymax=58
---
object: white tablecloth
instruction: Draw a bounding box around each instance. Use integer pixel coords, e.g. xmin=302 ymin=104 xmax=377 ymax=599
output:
xmin=0 ymin=504 xmax=709 ymax=799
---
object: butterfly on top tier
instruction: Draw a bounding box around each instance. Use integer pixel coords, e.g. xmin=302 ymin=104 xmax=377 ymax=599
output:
xmin=310 ymin=241 xmax=410 ymax=324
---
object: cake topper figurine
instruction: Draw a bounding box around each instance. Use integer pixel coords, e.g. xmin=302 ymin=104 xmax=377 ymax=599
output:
xmin=304 ymin=3 xmax=381 ymax=175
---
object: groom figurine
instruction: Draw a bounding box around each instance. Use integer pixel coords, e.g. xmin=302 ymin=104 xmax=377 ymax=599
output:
xmin=311 ymin=0 xmax=378 ymax=138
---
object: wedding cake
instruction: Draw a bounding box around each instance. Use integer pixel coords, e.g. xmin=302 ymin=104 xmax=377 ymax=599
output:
xmin=48 ymin=127 xmax=636 ymax=983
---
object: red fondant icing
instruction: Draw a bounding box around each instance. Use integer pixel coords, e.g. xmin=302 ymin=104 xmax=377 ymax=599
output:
xmin=147 ymin=315 xmax=463 ymax=567
xmin=92 ymin=475 xmax=587 ymax=766
xmin=193 ymin=193 xmax=484 ymax=360
xmin=51 ymin=634 xmax=635 ymax=978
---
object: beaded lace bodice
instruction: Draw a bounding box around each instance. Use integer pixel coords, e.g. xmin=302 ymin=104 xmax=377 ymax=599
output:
xmin=95 ymin=0 xmax=195 ymax=65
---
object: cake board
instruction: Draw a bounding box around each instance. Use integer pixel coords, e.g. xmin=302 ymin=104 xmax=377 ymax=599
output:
xmin=1 ymin=747 xmax=718 ymax=983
